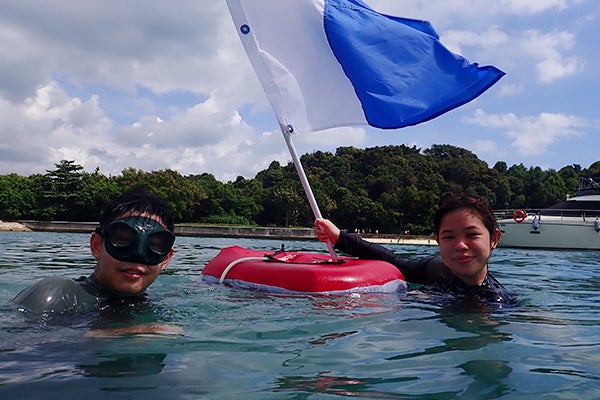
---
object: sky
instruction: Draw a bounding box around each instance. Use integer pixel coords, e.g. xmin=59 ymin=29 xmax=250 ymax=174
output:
xmin=0 ymin=0 xmax=598 ymax=182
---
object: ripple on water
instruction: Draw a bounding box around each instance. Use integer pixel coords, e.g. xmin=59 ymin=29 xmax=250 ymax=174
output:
xmin=1 ymin=232 xmax=600 ymax=398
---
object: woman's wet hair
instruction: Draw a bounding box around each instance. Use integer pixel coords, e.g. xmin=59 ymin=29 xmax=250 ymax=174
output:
xmin=99 ymin=190 xmax=175 ymax=232
xmin=433 ymin=195 xmax=497 ymax=236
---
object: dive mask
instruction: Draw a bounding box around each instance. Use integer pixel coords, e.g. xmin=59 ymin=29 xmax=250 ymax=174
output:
xmin=100 ymin=216 xmax=175 ymax=265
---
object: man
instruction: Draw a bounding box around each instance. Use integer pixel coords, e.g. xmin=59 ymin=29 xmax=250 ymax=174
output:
xmin=13 ymin=190 xmax=176 ymax=314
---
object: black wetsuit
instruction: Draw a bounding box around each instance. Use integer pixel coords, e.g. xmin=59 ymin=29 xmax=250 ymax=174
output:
xmin=336 ymin=232 xmax=511 ymax=304
xmin=12 ymin=274 xmax=147 ymax=314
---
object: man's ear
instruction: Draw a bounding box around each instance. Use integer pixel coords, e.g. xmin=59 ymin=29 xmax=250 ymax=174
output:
xmin=159 ymin=248 xmax=174 ymax=272
xmin=90 ymin=232 xmax=103 ymax=259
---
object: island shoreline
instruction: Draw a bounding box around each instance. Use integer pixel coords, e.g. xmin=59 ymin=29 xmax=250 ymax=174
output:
xmin=1 ymin=220 xmax=435 ymax=245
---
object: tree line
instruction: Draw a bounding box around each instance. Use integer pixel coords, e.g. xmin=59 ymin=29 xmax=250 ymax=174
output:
xmin=1 ymin=144 xmax=598 ymax=234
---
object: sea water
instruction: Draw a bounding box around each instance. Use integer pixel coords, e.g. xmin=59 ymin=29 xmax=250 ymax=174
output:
xmin=0 ymin=231 xmax=599 ymax=399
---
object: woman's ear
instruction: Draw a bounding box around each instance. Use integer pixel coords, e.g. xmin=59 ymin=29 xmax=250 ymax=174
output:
xmin=491 ymin=228 xmax=502 ymax=249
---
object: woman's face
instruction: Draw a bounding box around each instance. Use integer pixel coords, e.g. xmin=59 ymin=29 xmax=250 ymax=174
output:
xmin=436 ymin=208 xmax=501 ymax=285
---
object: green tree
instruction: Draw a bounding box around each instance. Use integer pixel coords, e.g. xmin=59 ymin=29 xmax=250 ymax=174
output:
xmin=505 ymin=164 xmax=528 ymax=208
xmin=117 ymin=168 xmax=206 ymax=222
xmin=270 ymin=185 xmax=305 ymax=226
xmin=190 ymin=173 xmax=260 ymax=225
xmin=0 ymin=174 xmax=37 ymax=220
xmin=75 ymin=169 xmax=122 ymax=221
xmin=44 ymin=160 xmax=87 ymax=220
xmin=558 ymin=165 xmax=581 ymax=197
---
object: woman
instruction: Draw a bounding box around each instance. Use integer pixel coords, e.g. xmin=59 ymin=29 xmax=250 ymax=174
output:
xmin=315 ymin=195 xmax=511 ymax=303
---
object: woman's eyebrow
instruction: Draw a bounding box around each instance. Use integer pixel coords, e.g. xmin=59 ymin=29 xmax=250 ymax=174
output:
xmin=440 ymin=225 xmax=482 ymax=234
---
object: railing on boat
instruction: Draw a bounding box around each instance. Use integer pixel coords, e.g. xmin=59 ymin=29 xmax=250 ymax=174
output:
xmin=494 ymin=208 xmax=600 ymax=222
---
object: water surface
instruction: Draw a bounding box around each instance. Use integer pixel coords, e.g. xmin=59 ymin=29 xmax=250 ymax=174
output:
xmin=0 ymin=231 xmax=599 ymax=399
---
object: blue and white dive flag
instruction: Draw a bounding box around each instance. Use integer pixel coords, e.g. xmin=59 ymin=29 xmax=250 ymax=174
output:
xmin=226 ymin=0 xmax=505 ymax=133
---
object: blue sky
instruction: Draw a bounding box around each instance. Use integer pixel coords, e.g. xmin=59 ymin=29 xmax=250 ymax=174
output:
xmin=0 ymin=0 xmax=598 ymax=181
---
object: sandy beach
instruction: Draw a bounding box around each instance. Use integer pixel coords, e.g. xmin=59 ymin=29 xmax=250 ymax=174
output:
xmin=364 ymin=236 xmax=436 ymax=246
xmin=0 ymin=221 xmax=31 ymax=231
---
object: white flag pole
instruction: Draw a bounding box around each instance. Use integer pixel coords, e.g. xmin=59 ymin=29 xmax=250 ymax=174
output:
xmin=281 ymin=124 xmax=338 ymax=261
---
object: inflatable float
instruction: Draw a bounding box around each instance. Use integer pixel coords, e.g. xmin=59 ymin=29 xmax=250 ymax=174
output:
xmin=201 ymin=245 xmax=406 ymax=294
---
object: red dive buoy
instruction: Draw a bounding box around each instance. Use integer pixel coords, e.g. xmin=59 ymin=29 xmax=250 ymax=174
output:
xmin=201 ymin=246 xmax=406 ymax=294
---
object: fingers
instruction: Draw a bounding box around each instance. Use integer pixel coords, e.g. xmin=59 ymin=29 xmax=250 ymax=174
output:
xmin=314 ymin=218 xmax=340 ymax=244
xmin=314 ymin=218 xmax=326 ymax=232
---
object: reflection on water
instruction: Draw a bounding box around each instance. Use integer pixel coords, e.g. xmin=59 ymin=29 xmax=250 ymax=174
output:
xmin=273 ymin=373 xmax=417 ymax=398
xmin=384 ymin=305 xmax=514 ymax=399
xmin=387 ymin=308 xmax=512 ymax=360
xmin=1 ymin=232 xmax=600 ymax=399
xmin=459 ymin=360 xmax=512 ymax=399
xmin=78 ymin=353 xmax=167 ymax=378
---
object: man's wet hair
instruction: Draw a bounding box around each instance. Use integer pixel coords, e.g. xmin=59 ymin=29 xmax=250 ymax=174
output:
xmin=98 ymin=190 xmax=175 ymax=231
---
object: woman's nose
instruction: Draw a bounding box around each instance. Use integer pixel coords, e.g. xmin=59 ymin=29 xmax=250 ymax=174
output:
xmin=454 ymin=239 xmax=468 ymax=250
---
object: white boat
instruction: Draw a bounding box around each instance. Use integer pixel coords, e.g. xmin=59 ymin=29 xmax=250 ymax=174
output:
xmin=495 ymin=176 xmax=600 ymax=250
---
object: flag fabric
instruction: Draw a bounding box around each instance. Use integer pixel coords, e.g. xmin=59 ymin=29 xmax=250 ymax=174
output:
xmin=226 ymin=0 xmax=505 ymax=133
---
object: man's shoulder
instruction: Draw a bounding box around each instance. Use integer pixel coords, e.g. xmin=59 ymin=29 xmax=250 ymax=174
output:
xmin=13 ymin=275 xmax=98 ymax=314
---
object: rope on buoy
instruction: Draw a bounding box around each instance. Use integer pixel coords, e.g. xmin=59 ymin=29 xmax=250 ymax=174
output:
xmin=219 ymin=256 xmax=269 ymax=284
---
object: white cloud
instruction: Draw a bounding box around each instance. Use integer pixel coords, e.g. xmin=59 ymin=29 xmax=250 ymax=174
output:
xmin=472 ymin=139 xmax=499 ymax=155
xmin=498 ymin=0 xmax=572 ymax=14
xmin=498 ymin=83 xmax=523 ymax=97
xmin=297 ymin=127 xmax=368 ymax=151
xmin=464 ymin=109 xmax=586 ymax=155
xmin=521 ymin=29 xmax=585 ymax=83
xmin=441 ymin=27 xmax=509 ymax=56
xmin=370 ymin=0 xmax=580 ymax=22
xmin=0 ymin=81 xmax=113 ymax=170
xmin=0 ymin=0 xmax=597 ymax=180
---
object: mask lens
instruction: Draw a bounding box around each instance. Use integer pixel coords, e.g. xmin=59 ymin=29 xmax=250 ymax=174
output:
xmin=148 ymin=231 xmax=175 ymax=256
xmin=108 ymin=222 xmax=137 ymax=248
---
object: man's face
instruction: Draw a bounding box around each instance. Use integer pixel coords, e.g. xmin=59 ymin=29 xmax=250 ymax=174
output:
xmin=90 ymin=212 xmax=174 ymax=296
